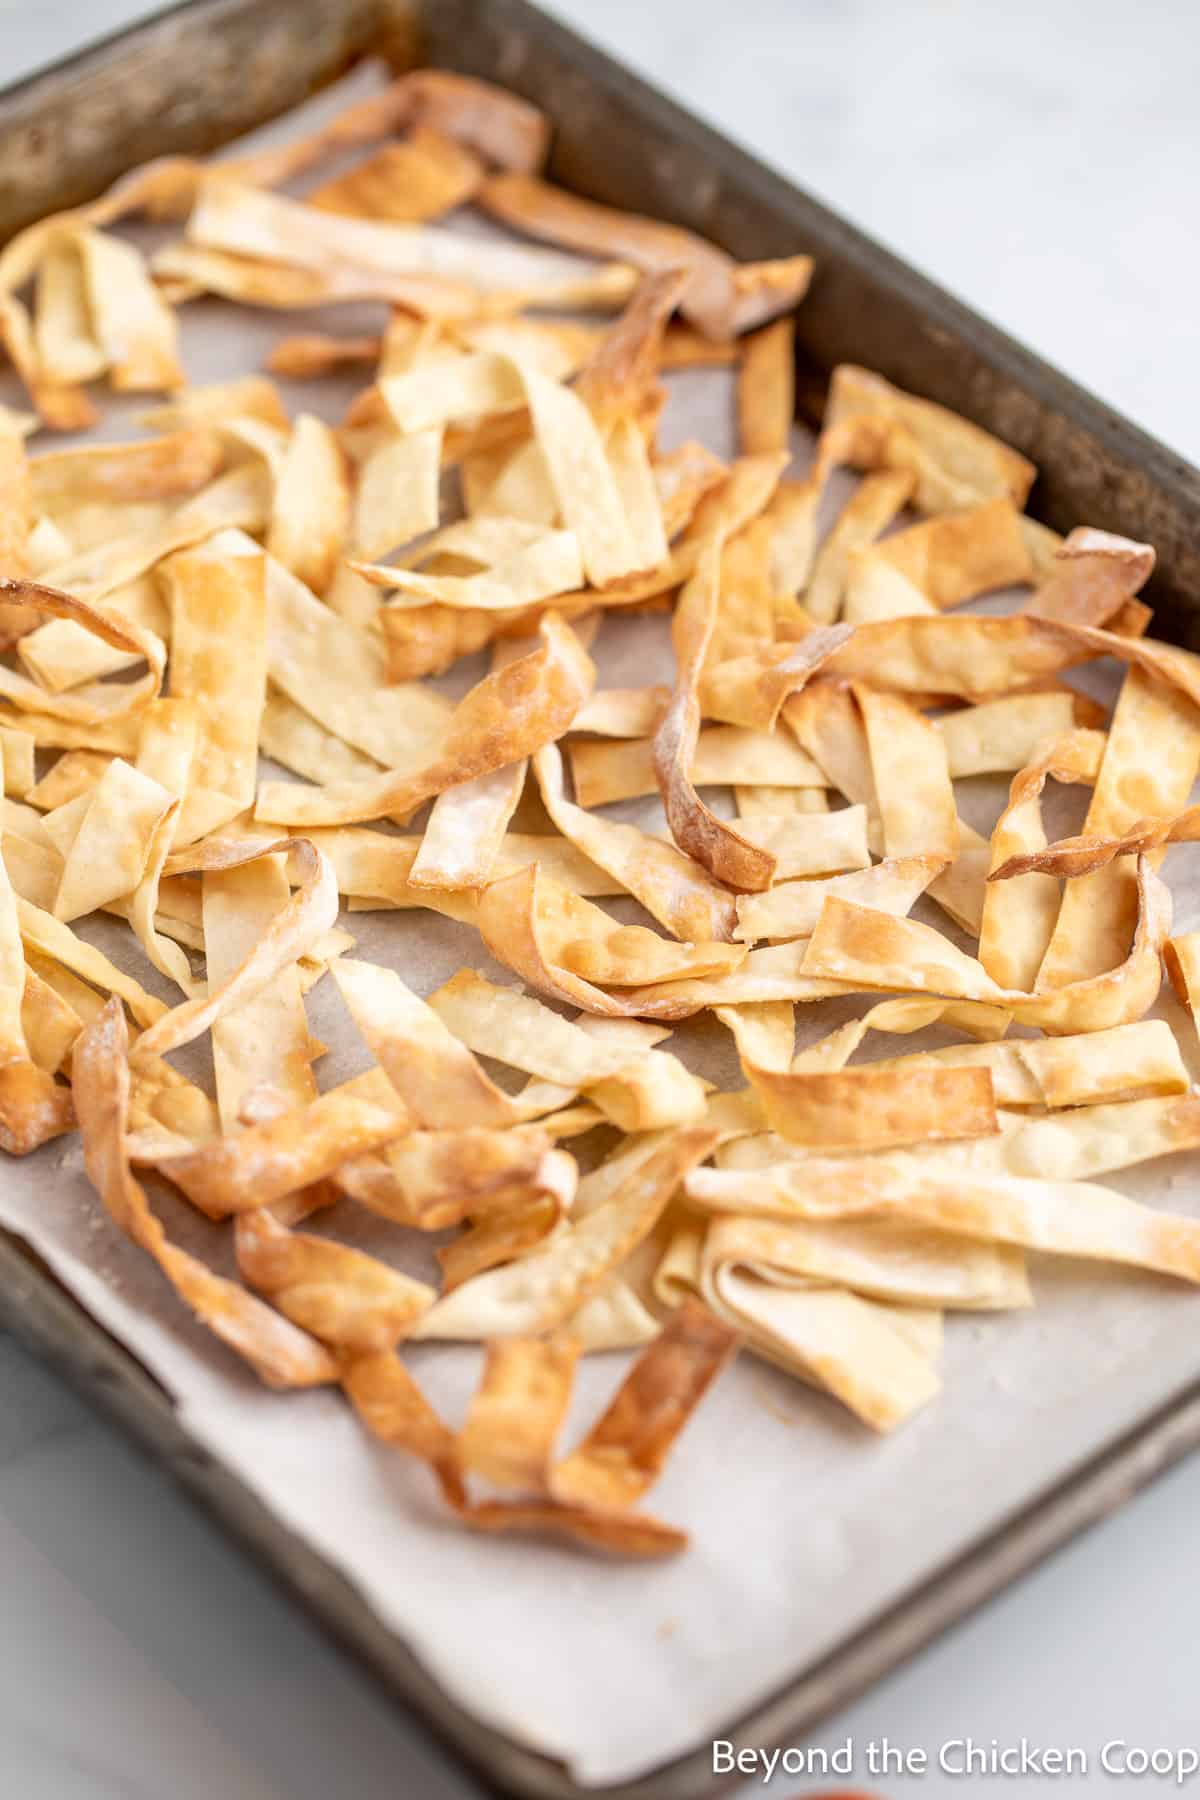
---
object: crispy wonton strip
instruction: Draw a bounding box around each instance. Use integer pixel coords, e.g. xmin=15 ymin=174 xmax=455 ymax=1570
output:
xmin=0 ymin=833 xmax=74 ymax=1153
xmin=134 ymin=836 xmax=336 ymax=1061
xmin=533 ymin=741 xmax=736 ymax=942
xmin=477 ymin=862 xmax=744 ymax=1016
xmin=802 ymin=856 xmax=1170 ymax=1035
xmin=1025 ymin=526 xmax=1154 ymax=626
xmin=413 ymin=1129 xmax=717 ymax=1339
xmin=235 ymin=1208 xmax=434 ymax=1352
xmin=978 ymin=729 xmax=1105 ymax=989
xmin=737 ymin=318 xmax=794 ymax=456
xmin=551 ymin=1298 xmax=737 ymax=1510
xmin=654 ymin=542 xmax=776 ymax=891
xmin=256 ymin=613 xmax=593 ymax=827
xmin=825 ymin=364 xmax=1035 ymax=511
xmin=74 ymin=1001 xmax=335 ymax=1385
xmin=1035 ymin=666 xmax=1200 ymax=987
xmin=741 ymin=1061 xmax=997 ymax=1152
xmin=733 ymin=853 xmax=943 ymax=946
xmin=686 ymin=1156 xmax=1200 ymax=1285
xmin=152 ymin=1087 xmax=408 ymax=1217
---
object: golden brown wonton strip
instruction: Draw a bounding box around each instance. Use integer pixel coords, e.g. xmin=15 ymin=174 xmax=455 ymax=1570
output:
xmin=73 ymin=1000 xmax=336 ymax=1386
xmin=255 ymin=613 xmax=593 ymax=827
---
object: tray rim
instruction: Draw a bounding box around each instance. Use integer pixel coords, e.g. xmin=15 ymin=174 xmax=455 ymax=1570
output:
xmin=2 ymin=3 xmax=1200 ymax=1797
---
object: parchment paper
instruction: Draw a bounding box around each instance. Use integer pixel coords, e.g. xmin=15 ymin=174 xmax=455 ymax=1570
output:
xmin=4 ymin=64 xmax=1200 ymax=1787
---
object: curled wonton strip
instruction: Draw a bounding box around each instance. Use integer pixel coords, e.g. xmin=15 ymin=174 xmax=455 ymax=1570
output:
xmin=801 ymin=856 xmax=1170 ymax=1036
xmin=134 ymin=836 xmax=337 ymax=1062
xmin=477 ymin=863 xmax=745 ymax=1017
xmin=1024 ymin=526 xmax=1154 ymax=627
xmin=332 ymin=958 xmax=537 ymax=1130
xmin=533 ymin=742 xmax=737 ymax=942
xmin=234 ymin=1210 xmax=434 ymax=1354
xmin=413 ymin=1128 xmax=718 ymax=1340
xmin=150 ymin=1087 xmax=409 ymax=1218
xmin=0 ymin=578 xmax=165 ymax=726
xmin=978 ymin=729 xmax=1106 ymax=989
xmin=824 ymin=364 xmax=1036 ymax=512
xmin=734 ymin=853 xmax=940 ymax=946
xmin=654 ymin=542 xmax=777 ymax=892
xmin=479 ymin=173 xmax=810 ymax=339
xmin=338 ymin=1123 xmax=571 ymax=1229
xmin=73 ymin=999 xmax=336 ymax=1388
xmin=427 ymin=967 xmax=707 ymax=1131
xmin=255 ymin=612 xmax=593 ymax=827
xmin=991 ymin=801 xmax=1200 ymax=882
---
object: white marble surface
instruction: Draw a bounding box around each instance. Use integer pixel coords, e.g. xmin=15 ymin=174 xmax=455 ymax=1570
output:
xmin=1 ymin=3 xmax=1199 ymax=1797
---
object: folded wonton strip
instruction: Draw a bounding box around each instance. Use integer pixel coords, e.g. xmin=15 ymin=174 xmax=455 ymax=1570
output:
xmin=801 ymin=856 xmax=1169 ymax=1035
xmin=698 ymin=625 xmax=854 ymax=733
xmin=1025 ymin=526 xmax=1154 ymax=626
xmin=655 ymin=543 xmax=778 ymax=892
xmin=427 ymin=968 xmax=707 ymax=1131
xmin=46 ymin=756 xmax=174 ymax=923
xmin=72 ymin=999 xmax=336 ymax=1386
xmin=337 ymin=1120 xmax=570 ymax=1229
xmin=332 ymin=957 xmax=539 ymax=1129
xmin=413 ymin=1128 xmax=718 ymax=1339
xmin=734 ymin=853 xmax=940 ymax=945
xmin=702 ymin=1213 xmax=1030 ymax=1313
xmin=655 ymin=1227 xmax=941 ymax=1432
xmin=533 ymin=741 xmax=737 ymax=942
xmin=133 ymin=836 xmax=336 ymax=1061
xmin=476 ymin=862 xmax=744 ymax=1016
xmin=346 ymin=1303 xmax=720 ymax=1556
xmin=842 ymin=497 xmax=1032 ymax=625
xmin=353 ymin=526 xmax=584 ymax=612
xmin=978 ymin=729 xmax=1106 ymax=990
xmin=0 ymin=577 xmax=165 ymax=728
xmin=686 ymin=1154 xmax=1200 ymax=1284
xmin=201 ymin=846 xmax=316 ymax=1134
xmin=150 ymin=1087 xmax=408 ymax=1217
xmin=255 ymin=612 xmax=593 ymax=827
xmin=824 ymin=365 xmax=1036 ymax=512
xmin=234 ymin=1208 xmax=435 ymax=1353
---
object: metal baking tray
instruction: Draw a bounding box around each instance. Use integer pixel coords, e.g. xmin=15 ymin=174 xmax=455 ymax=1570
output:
xmin=2 ymin=3 xmax=1200 ymax=1796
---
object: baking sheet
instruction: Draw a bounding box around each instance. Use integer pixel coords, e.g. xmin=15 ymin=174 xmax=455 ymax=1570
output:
xmin=5 ymin=61 xmax=1200 ymax=1788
